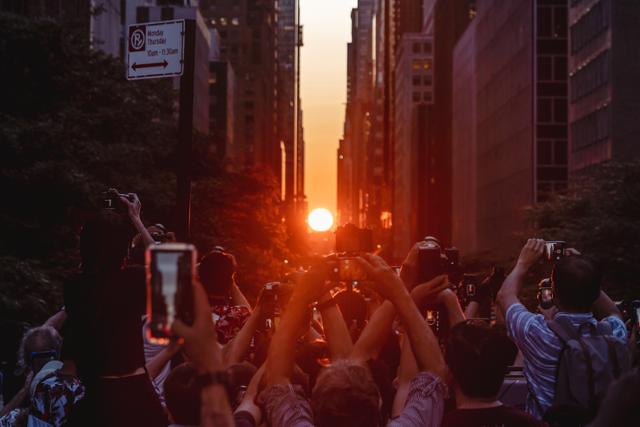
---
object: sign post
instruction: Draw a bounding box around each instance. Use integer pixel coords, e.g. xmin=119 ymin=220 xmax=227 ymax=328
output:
xmin=127 ymin=19 xmax=195 ymax=241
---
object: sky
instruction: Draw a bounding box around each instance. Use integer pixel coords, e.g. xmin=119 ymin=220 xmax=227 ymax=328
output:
xmin=300 ymin=0 xmax=357 ymax=215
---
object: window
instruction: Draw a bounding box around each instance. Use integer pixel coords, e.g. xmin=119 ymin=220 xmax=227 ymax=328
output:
xmin=571 ymin=105 xmax=610 ymax=150
xmin=412 ymin=92 xmax=421 ymax=102
xmin=423 ymin=60 xmax=432 ymax=71
xmin=423 ymin=92 xmax=432 ymax=103
xmin=570 ymin=0 xmax=610 ymax=53
xmin=412 ymin=76 xmax=421 ymax=86
xmin=423 ymin=75 xmax=432 ymax=86
xmin=423 ymin=42 xmax=432 ymax=53
xmin=412 ymin=42 xmax=421 ymax=53
xmin=570 ymin=50 xmax=610 ymax=102
xmin=412 ymin=60 xmax=421 ymax=70
xmin=232 ymin=17 xmax=239 ymax=25
xmin=219 ymin=17 xmax=228 ymax=26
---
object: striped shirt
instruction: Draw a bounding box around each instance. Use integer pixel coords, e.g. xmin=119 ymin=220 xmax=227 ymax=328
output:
xmin=505 ymin=303 xmax=627 ymax=419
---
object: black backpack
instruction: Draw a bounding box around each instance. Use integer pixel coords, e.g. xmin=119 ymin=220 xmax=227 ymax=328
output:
xmin=542 ymin=316 xmax=631 ymax=427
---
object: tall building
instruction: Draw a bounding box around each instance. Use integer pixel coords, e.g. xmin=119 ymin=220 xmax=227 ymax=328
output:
xmin=568 ymin=0 xmax=640 ymax=173
xmin=200 ymin=0 xmax=280 ymax=177
xmin=338 ymin=1 xmax=375 ymax=228
xmin=451 ymin=17 xmax=477 ymax=255
xmin=393 ymin=33 xmax=433 ymax=258
xmin=450 ymin=0 xmax=568 ymax=257
xmin=209 ymin=61 xmax=235 ymax=158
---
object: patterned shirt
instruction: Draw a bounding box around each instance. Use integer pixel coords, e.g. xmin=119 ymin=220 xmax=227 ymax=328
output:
xmin=505 ymin=303 xmax=627 ymax=419
xmin=258 ymin=371 xmax=447 ymax=427
xmin=29 ymin=364 xmax=85 ymax=427
xmin=212 ymin=304 xmax=251 ymax=344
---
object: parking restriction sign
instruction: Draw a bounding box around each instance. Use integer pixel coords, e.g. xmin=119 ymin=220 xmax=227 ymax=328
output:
xmin=127 ymin=20 xmax=185 ymax=80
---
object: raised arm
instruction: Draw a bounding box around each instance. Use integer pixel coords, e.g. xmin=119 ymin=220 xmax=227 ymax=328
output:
xmin=359 ymin=255 xmax=446 ymax=379
xmin=222 ymin=303 xmax=262 ymax=366
xmin=264 ymin=267 xmax=329 ymax=386
xmin=350 ymin=300 xmax=396 ymax=362
xmin=120 ymin=193 xmax=155 ymax=248
xmin=497 ymin=238 xmax=544 ymax=317
xmin=173 ymin=280 xmax=233 ymax=427
xmin=318 ymin=293 xmax=354 ymax=360
xmin=229 ymin=281 xmax=252 ymax=310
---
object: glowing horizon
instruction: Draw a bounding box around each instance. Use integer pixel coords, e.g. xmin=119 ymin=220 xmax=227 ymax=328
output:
xmin=300 ymin=0 xmax=357 ymax=216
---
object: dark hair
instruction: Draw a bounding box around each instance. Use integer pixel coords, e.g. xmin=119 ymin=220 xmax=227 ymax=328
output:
xmin=80 ymin=211 xmax=132 ymax=272
xmin=312 ymin=360 xmax=380 ymax=427
xmin=164 ymin=363 xmax=200 ymax=425
xmin=198 ymin=250 xmax=236 ymax=298
xmin=552 ymin=255 xmax=602 ymax=312
xmin=445 ymin=321 xmax=517 ymax=398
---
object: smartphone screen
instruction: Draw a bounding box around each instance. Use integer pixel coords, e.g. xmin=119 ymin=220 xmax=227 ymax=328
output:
xmin=147 ymin=243 xmax=196 ymax=344
xmin=338 ymin=258 xmax=367 ymax=282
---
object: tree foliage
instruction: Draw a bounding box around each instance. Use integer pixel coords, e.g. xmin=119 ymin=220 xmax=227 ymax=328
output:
xmin=0 ymin=12 xmax=290 ymax=325
xmin=530 ymin=161 xmax=640 ymax=300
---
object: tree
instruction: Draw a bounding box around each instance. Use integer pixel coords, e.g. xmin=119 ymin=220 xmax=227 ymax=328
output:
xmin=0 ymin=12 xmax=290 ymax=325
xmin=530 ymin=161 xmax=640 ymax=300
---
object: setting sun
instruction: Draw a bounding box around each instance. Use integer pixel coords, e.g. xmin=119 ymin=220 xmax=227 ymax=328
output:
xmin=307 ymin=208 xmax=334 ymax=232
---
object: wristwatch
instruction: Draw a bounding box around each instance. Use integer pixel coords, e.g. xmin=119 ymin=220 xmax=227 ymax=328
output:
xmin=196 ymin=370 xmax=230 ymax=392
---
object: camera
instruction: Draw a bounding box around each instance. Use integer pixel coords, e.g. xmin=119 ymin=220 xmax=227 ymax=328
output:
xmin=335 ymin=224 xmax=374 ymax=253
xmin=544 ymin=241 xmax=565 ymax=263
xmin=102 ymin=188 xmax=132 ymax=212
xmin=536 ymin=278 xmax=555 ymax=310
xmin=333 ymin=225 xmax=373 ymax=284
xmin=416 ymin=236 xmax=459 ymax=283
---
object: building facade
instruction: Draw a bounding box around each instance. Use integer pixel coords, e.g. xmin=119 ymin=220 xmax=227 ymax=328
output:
xmin=568 ymin=0 xmax=640 ymax=173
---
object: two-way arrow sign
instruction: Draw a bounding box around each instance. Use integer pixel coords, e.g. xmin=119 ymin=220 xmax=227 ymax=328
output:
xmin=127 ymin=20 xmax=185 ymax=80
xmin=131 ymin=59 xmax=169 ymax=71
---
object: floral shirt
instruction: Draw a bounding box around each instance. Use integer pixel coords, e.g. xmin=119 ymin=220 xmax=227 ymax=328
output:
xmin=30 ymin=362 xmax=85 ymax=427
xmin=212 ymin=304 xmax=251 ymax=344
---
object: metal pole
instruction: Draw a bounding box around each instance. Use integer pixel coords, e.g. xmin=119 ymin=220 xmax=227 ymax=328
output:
xmin=176 ymin=19 xmax=196 ymax=241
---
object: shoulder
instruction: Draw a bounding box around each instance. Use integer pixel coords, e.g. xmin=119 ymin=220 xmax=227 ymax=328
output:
xmin=505 ymin=303 xmax=549 ymax=335
xmin=601 ymin=316 xmax=628 ymax=342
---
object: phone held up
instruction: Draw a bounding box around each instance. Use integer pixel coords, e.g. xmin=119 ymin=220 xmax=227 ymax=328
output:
xmin=146 ymin=243 xmax=197 ymax=344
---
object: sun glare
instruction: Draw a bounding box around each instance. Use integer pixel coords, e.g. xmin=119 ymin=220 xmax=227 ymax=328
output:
xmin=307 ymin=208 xmax=334 ymax=232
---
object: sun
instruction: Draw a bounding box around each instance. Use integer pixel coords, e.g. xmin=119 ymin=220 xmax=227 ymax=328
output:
xmin=307 ymin=208 xmax=334 ymax=232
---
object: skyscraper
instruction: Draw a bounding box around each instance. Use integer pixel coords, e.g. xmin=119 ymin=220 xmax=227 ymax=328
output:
xmin=568 ymin=0 xmax=640 ymax=173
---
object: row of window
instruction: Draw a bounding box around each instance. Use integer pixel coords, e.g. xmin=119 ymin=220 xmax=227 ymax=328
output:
xmin=412 ymin=42 xmax=433 ymax=54
xmin=412 ymin=75 xmax=433 ymax=87
xmin=537 ymin=4 xmax=568 ymax=39
xmin=570 ymin=50 xmax=610 ymax=102
xmin=412 ymin=91 xmax=433 ymax=103
xmin=571 ymin=105 xmax=610 ymax=150
xmin=412 ymin=59 xmax=432 ymax=71
xmin=570 ymin=0 xmax=610 ymax=53
xmin=211 ymin=17 xmax=240 ymax=26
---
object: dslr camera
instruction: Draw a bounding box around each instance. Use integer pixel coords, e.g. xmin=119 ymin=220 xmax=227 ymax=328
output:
xmin=332 ymin=224 xmax=374 ymax=283
xmin=416 ymin=236 xmax=459 ymax=284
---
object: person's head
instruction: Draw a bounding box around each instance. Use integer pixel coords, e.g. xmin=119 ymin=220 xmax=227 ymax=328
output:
xmin=311 ymin=360 xmax=381 ymax=427
xmin=445 ymin=320 xmax=517 ymax=400
xmin=551 ymin=255 xmax=602 ymax=312
xmin=164 ymin=363 xmax=200 ymax=425
xmin=80 ymin=211 xmax=132 ymax=272
xmin=198 ymin=249 xmax=237 ymax=302
xmin=18 ymin=326 xmax=62 ymax=373
xmin=127 ymin=224 xmax=176 ymax=265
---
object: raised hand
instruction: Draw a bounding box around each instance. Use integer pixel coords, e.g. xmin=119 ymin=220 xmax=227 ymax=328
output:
xmin=357 ymin=253 xmax=407 ymax=301
xmin=516 ymin=238 xmax=545 ymax=271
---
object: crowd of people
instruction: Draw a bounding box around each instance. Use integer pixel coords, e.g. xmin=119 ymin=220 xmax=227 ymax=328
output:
xmin=1 ymin=193 xmax=639 ymax=427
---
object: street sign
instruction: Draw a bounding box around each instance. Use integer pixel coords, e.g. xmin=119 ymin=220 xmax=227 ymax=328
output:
xmin=127 ymin=20 xmax=185 ymax=80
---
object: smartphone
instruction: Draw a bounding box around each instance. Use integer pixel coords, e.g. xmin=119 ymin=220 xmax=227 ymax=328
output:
xmin=544 ymin=241 xmax=566 ymax=262
xmin=146 ymin=243 xmax=197 ymax=344
xmin=338 ymin=257 xmax=368 ymax=282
